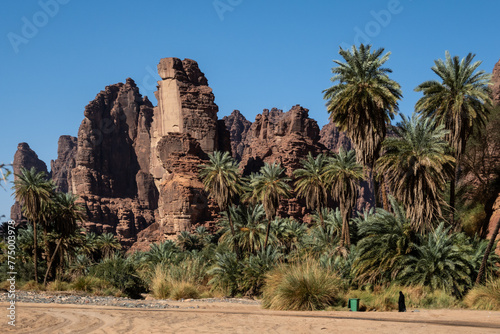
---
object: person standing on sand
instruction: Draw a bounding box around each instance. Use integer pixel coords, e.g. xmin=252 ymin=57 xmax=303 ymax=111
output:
xmin=398 ymin=291 xmax=406 ymax=312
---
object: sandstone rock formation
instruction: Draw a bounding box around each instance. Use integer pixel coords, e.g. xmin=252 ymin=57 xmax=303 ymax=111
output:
xmin=11 ymin=58 xmax=227 ymax=249
xmin=50 ymin=135 xmax=77 ymax=193
xmin=223 ymin=110 xmax=252 ymax=161
xmin=70 ymin=78 xmax=157 ymax=247
xmin=319 ymin=120 xmax=352 ymax=152
xmin=10 ymin=143 xmax=49 ymax=223
xmin=149 ymin=58 xmax=225 ymax=240
xmin=239 ymin=105 xmax=327 ymax=177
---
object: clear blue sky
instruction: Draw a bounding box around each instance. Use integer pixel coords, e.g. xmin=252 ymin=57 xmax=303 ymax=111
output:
xmin=1 ymin=0 xmax=499 ymax=220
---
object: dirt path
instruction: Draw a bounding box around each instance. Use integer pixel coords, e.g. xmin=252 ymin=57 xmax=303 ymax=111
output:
xmin=2 ymin=302 xmax=500 ymax=333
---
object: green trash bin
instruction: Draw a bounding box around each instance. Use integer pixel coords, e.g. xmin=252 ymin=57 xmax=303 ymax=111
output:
xmin=348 ymin=298 xmax=360 ymax=312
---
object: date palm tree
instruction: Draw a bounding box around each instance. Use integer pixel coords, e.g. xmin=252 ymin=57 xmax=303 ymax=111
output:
xmin=293 ymin=153 xmax=329 ymax=228
xmin=248 ymin=162 xmax=291 ymax=248
xmin=200 ymin=151 xmax=245 ymax=257
xmin=44 ymin=192 xmax=85 ymax=284
xmin=324 ymin=149 xmax=365 ymax=250
xmin=97 ymin=233 xmax=122 ymax=259
xmin=14 ymin=167 xmax=54 ymax=283
xmin=323 ymin=44 xmax=402 ymax=205
xmin=219 ymin=204 xmax=267 ymax=254
xmin=415 ymin=51 xmax=492 ymax=223
xmin=377 ymin=113 xmax=455 ymax=233
xmin=353 ymin=197 xmax=417 ymax=284
xmin=397 ymin=223 xmax=474 ymax=297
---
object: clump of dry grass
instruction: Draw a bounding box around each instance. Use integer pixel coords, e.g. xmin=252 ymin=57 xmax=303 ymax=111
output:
xmin=262 ymin=258 xmax=342 ymax=311
xmin=149 ymin=262 xmax=207 ymax=300
xmin=169 ymin=281 xmax=201 ymax=300
xmin=21 ymin=280 xmax=45 ymax=291
xmin=46 ymin=280 xmax=70 ymax=292
xmin=464 ymin=279 xmax=500 ymax=310
xmin=150 ymin=264 xmax=170 ymax=299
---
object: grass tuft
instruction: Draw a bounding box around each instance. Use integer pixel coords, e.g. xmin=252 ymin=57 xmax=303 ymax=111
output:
xmin=169 ymin=281 xmax=201 ymax=300
xmin=464 ymin=279 xmax=500 ymax=310
xmin=262 ymin=259 xmax=342 ymax=311
xmin=21 ymin=280 xmax=45 ymax=291
xmin=46 ymin=280 xmax=70 ymax=292
xmin=150 ymin=264 xmax=170 ymax=299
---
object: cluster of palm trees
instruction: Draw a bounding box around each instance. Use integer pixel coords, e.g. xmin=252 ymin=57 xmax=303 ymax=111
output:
xmin=323 ymin=45 xmax=496 ymax=285
xmin=201 ymin=44 xmax=497 ymax=287
xmin=13 ymin=167 xmax=84 ymax=284
xmin=11 ymin=167 xmax=122 ymax=285
xmin=200 ymin=150 xmax=367 ymax=255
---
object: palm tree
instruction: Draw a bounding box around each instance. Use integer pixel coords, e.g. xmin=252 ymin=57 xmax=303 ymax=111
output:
xmin=97 ymin=233 xmax=122 ymax=259
xmin=324 ymin=149 xmax=364 ymax=249
xmin=272 ymin=217 xmax=307 ymax=254
xmin=44 ymin=192 xmax=85 ymax=284
xmin=176 ymin=231 xmax=202 ymax=251
xmin=219 ymin=204 xmax=268 ymax=254
xmin=142 ymin=240 xmax=179 ymax=266
xmin=323 ymin=44 xmax=402 ymax=205
xmin=293 ymin=153 xmax=329 ymax=227
xmin=397 ymin=223 xmax=474 ymax=297
xmin=248 ymin=162 xmax=292 ymax=248
xmin=377 ymin=113 xmax=455 ymax=233
xmin=79 ymin=232 xmax=100 ymax=261
xmin=308 ymin=208 xmax=343 ymax=255
xmin=200 ymin=151 xmax=245 ymax=257
xmin=415 ymin=51 xmax=492 ymax=223
xmin=14 ymin=167 xmax=54 ymax=283
xmin=352 ymin=197 xmax=416 ymax=284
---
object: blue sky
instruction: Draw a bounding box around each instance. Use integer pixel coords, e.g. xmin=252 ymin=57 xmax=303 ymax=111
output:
xmin=1 ymin=0 xmax=499 ymax=220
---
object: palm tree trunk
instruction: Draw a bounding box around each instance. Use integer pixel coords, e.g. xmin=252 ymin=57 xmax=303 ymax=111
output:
xmin=371 ymin=169 xmax=378 ymax=209
xmin=449 ymin=164 xmax=458 ymax=225
xmin=43 ymin=224 xmax=50 ymax=265
xmin=33 ymin=222 xmax=38 ymax=284
xmin=380 ymin=176 xmax=390 ymax=211
xmin=228 ymin=214 xmax=241 ymax=259
xmin=475 ymin=217 xmax=500 ymax=285
xmin=264 ymin=215 xmax=271 ymax=249
xmin=340 ymin=200 xmax=350 ymax=249
xmin=264 ymin=223 xmax=270 ymax=249
xmin=319 ymin=208 xmax=325 ymax=229
xmin=44 ymin=238 xmax=62 ymax=285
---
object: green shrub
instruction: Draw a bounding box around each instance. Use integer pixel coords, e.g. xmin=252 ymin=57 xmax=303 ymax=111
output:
xmin=71 ymin=276 xmax=113 ymax=293
xmin=464 ymin=279 xmax=500 ymax=310
xmin=89 ymin=255 xmax=145 ymax=298
xmin=262 ymin=259 xmax=342 ymax=311
xmin=167 ymin=256 xmax=209 ymax=285
xmin=208 ymin=252 xmax=241 ymax=297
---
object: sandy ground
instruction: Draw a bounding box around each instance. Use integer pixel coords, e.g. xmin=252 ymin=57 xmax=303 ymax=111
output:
xmin=2 ymin=301 xmax=500 ymax=334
